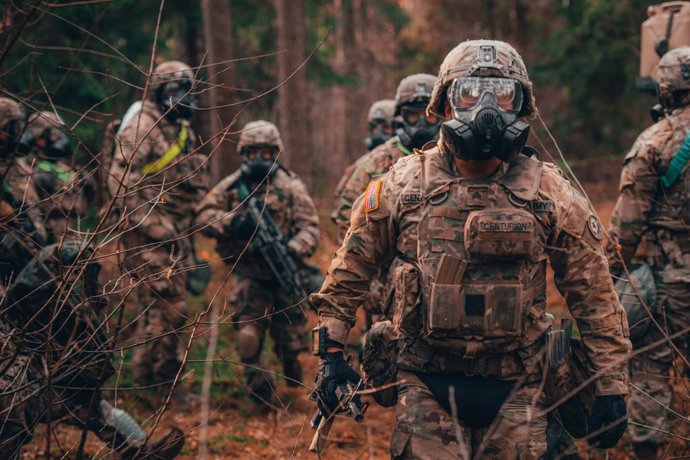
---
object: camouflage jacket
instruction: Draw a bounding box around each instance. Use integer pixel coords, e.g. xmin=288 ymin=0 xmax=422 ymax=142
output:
xmin=608 ymin=105 xmax=690 ymax=281
xmin=313 ymin=145 xmax=631 ymax=395
xmin=108 ymin=101 xmax=209 ymax=226
xmin=332 ymin=136 xmax=409 ymax=242
xmin=31 ymin=157 xmax=92 ymax=241
xmin=195 ymin=168 xmax=320 ymax=280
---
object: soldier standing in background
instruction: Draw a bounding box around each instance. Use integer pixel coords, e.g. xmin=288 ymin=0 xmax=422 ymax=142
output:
xmin=196 ymin=120 xmax=320 ymax=405
xmin=332 ymin=74 xmax=440 ymax=243
xmin=608 ymin=46 xmax=690 ymax=458
xmin=312 ymin=40 xmax=631 ymax=459
xmin=107 ymin=60 xmax=209 ymax=398
xmin=331 ymin=74 xmax=440 ymax=334
xmin=22 ymin=111 xmax=93 ymax=243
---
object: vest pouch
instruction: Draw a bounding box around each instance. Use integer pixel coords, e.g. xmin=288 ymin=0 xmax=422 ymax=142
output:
xmin=428 ymin=280 xmax=524 ymax=338
xmin=391 ymin=261 xmax=421 ymax=336
xmin=464 ymin=208 xmax=537 ymax=260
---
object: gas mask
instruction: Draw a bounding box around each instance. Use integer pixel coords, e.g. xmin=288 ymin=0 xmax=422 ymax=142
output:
xmin=441 ymin=77 xmax=530 ymax=162
xmin=364 ymin=120 xmax=394 ymax=151
xmin=24 ymin=126 xmax=72 ymax=159
xmin=157 ymin=78 xmax=198 ymax=122
xmin=240 ymin=145 xmax=279 ymax=181
xmin=395 ymin=103 xmax=441 ymax=151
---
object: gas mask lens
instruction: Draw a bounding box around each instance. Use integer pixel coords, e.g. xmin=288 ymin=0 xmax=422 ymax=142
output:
xmin=241 ymin=145 xmax=277 ymax=161
xmin=401 ymin=106 xmax=439 ymax=126
xmin=449 ymin=77 xmax=523 ymax=113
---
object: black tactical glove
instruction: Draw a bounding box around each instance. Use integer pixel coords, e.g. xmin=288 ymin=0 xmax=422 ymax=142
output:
xmin=314 ymin=352 xmax=361 ymax=414
xmin=587 ymin=395 xmax=628 ymax=448
xmin=228 ymin=212 xmax=254 ymax=240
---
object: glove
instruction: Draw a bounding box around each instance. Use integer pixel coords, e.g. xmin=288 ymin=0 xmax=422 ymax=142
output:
xmin=227 ymin=212 xmax=254 ymax=240
xmin=587 ymin=395 xmax=628 ymax=448
xmin=287 ymin=239 xmax=304 ymax=259
xmin=313 ymin=352 xmax=361 ymax=414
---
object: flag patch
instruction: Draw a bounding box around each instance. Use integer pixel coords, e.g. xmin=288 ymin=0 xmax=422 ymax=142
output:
xmin=364 ymin=179 xmax=383 ymax=213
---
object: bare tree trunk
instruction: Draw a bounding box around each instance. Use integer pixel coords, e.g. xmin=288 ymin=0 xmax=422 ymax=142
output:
xmin=201 ymin=0 xmax=238 ymax=182
xmin=275 ymin=0 xmax=311 ymax=187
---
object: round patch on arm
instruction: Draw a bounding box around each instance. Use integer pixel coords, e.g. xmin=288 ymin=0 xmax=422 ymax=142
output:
xmin=587 ymin=215 xmax=604 ymax=240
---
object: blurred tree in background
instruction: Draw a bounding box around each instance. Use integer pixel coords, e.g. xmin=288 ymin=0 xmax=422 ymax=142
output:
xmin=0 ymin=0 xmax=665 ymax=193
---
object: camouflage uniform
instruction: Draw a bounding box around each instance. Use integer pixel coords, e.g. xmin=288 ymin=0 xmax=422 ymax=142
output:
xmin=608 ymin=47 xmax=690 ymax=453
xmin=313 ymin=41 xmax=630 ymax=459
xmin=24 ymin=111 xmax=92 ymax=243
xmin=107 ymin=61 xmax=209 ymax=389
xmin=196 ymin=121 xmax=319 ymax=400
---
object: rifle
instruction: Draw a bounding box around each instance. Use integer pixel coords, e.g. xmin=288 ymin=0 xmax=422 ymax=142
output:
xmin=235 ymin=180 xmax=309 ymax=301
xmin=309 ymin=379 xmax=365 ymax=453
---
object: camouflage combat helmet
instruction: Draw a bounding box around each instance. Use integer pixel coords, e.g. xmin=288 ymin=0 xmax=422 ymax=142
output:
xmin=237 ymin=120 xmax=283 ymax=153
xmin=427 ymin=39 xmax=536 ymax=119
xmin=26 ymin=111 xmax=65 ymax=139
xmin=656 ymin=46 xmax=690 ymax=104
xmin=0 ymin=97 xmax=25 ymax=129
xmin=148 ymin=60 xmax=194 ymax=98
xmin=367 ymin=99 xmax=396 ymax=123
xmin=394 ymin=74 xmax=437 ymax=116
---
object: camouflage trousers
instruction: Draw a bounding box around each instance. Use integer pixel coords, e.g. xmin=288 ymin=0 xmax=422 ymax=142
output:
xmin=628 ymin=277 xmax=690 ymax=447
xmin=231 ymin=275 xmax=308 ymax=394
xmin=390 ymin=371 xmax=548 ymax=460
xmin=120 ymin=212 xmax=190 ymax=390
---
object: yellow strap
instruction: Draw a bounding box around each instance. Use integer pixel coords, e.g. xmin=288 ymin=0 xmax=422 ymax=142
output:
xmin=141 ymin=125 xmax=189 ymax=175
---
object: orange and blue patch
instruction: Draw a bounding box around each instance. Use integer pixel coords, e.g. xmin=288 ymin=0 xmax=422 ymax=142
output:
xmin=364 ymin=179 xmax=383 ymax=213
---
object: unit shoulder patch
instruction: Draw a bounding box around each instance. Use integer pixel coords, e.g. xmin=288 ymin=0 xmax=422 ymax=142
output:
xmin=364 ymin=179 xmax=383 ymax=213
xmin=587 ymin=215 xmax=604 ymax=240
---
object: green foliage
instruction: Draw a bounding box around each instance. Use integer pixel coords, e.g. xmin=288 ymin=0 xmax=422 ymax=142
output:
xmin=534 ymin=0 xmax=658 ymax=156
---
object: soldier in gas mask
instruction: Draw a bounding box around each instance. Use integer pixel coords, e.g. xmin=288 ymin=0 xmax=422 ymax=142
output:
xmin=364 ymin=99 xmax=396 ymax=152
xmin=332 ymin=74 xmax=439 ymax=242
xmin=331 ymin=98 xmax=395 ymax=240
xmin=107 ymin=60 xmax=209 ymax=398
xmin=195 ymin=120 xmax=320 ymax=405
xmin=311 ymin=40 xmax=631 ymax=459
xmin=608 ymin=46 xmax=690 ymax=458
xmin=21 ymin=111 xmax=93 ymax=243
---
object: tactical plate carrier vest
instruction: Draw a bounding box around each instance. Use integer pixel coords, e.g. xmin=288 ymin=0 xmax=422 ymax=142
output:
xmin=389 ymin=149 xmax=553 ymax=375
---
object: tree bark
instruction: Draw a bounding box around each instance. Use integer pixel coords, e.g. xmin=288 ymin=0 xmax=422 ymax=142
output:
xmin=201 ymin=0 xmax=238 ymax=181
xmin=275 ymin=0 xmax=311 ymax=187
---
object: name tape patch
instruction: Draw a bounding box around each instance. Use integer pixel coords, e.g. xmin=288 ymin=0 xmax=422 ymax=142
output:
xmin=479 ymin=221 xmax=534 ymax=232
xmin=530 ymin=200 xmax=553 ymax=212
xmin=364 ymin=179 xmax=383 ymax=213
xmin=402 ymin=193 xmax=422 ymax=204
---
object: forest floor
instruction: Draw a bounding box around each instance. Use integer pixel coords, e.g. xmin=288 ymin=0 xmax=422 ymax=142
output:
xmin=22 ymin=167 xmax=690 ymax=459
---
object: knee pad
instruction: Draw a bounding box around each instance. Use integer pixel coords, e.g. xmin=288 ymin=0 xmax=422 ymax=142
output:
xmin=237 ymin=327 xmax=261 ymax=360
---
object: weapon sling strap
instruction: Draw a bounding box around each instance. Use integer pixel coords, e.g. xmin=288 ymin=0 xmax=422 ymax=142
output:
xmin=141 ymin=123 xmax=189 ymax=175
xmin=661 ymin=129 xmax=690 ymax=188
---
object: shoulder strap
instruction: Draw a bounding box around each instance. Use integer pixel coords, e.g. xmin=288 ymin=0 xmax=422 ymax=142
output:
xmin=661 ymin=130 xmax=690 ymax=188
xmin=141 ymin=124 xmax=190 ymax=175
